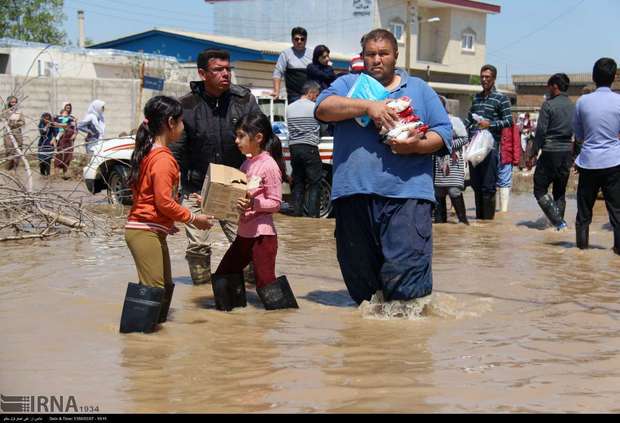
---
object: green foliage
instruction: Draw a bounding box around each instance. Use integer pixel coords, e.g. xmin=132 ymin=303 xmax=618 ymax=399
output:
xmin=469 ymin=74 xmax=481 ymax=86
xmin=0 ymin=0 xmax=67 ymax=45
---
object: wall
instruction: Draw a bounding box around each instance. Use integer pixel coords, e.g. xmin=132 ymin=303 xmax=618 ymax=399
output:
xmin=0 ymin=75 xmax=188 ymax=147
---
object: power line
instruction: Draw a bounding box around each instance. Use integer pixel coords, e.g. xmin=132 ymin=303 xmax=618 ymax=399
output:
xmin=488 ymin=0 xmax=586 ymax=54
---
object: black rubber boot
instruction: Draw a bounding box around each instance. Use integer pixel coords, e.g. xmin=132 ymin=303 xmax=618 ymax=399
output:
xmin=474 ymin=190 xmax=484 ymax=220
xmin=186 ymin=254 xmax=211 ymax=285
xmin=158 ymin=283 xmax=175 ymax=323
xmin=434 ymin=195 xmax=447 ymax=224
xmin=481 ymin=193 xmax=496 ymax=220
xmin=212 ymin=273 xmax=246 ymax=312
xmin=451 ymin=195 xmax=469 ymax=225
xmin=120 ymin=283 xmax=164 ymax=334
xmin=576 ymin=224 xmax=589 ymax=250
xmin=257 ymin=276 xmax=299 ymax=310
xmin=537 ymin=194 xmax=567 ymax=229
xmin=556 ymin=197 xmax=566 ymax=220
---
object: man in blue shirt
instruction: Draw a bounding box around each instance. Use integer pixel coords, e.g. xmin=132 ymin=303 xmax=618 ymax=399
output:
xmin=573 ymin=58 xmax=620 ymax=255
xmin=315 ymin=29 xmax=452 ymax=304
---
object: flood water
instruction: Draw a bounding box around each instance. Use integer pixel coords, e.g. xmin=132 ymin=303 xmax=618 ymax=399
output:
xmin=1 ymin=184 xmax=620 ymax=413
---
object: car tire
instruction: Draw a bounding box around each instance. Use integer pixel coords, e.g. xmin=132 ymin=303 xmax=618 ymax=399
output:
xmin=107 ymin=164 xmax=133 ymax=206
xmin=304 ymin=170 xmax=333 ymax=219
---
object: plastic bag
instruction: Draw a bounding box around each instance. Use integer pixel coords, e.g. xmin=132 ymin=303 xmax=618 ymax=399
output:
xmin=466 ymin=129 xmax=494 ymax=167
xmin=346 ymin=73 xmax=389 ymax=127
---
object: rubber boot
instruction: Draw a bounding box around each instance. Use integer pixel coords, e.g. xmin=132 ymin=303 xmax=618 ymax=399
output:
xmin=537 ymin=194 xmax=567 ymax=230
xmin=576 ymin=224 xmax=589 ymax=250
xmin=158 ymin=283 xmax=175 ymax=323
xmin=481 ymin=193 xmax=496 ymax=220
xmin=474 ymin=190 xmax=484 ymax=220
xmin=212 ymin=273 xmax=246 ymax=312
xmin=451 ymin=195 xmax=469 ymax=225
xmin=257 ymin=276 xmax=299 ymax=310
xmin=186 ymin=253 xmax=211 ymax=285
xmin=499 ymin=187 xmax=511 ymax=212
xmin=613 ymin=228 xmax=620 ymax=255
xmin=433 ymin=195 xmax=447 ymax=224
xmin=120 ymin=283 xmax=164 ymax=334
xmin=556 ymin=197 xmax=566 ymax=221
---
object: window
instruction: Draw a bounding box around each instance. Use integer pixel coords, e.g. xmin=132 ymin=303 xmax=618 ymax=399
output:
xmin=389 ymin=22 xmax=406 ymax=43
xmin=461 ymin=32 xmax=475 ymax=52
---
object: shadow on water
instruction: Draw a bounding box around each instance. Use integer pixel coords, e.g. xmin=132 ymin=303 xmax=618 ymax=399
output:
xmin=191 ymin=290 xmax=263 ymax=310
xmin=546 ymin=241 xmax=608 ymax=250
xmin=301 ymin=290 xmax=357 ymax=308
xmin=516 ymin=218 xmax=551 ymax=231
xmin=172 ymin=276 xmax=194 ymax=286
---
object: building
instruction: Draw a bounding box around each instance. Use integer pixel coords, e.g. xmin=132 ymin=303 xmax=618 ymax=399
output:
xmin=89 ymin=28 xmax=353 ymax=96
xmin=207 ymin=0 xmax=502 ymax=114
xmin=0 ymin=38 xmax=187 ymax=139
xmin=512 ymin=72 xmax=620 ymax=114
xmin=0 ymin=38 xmax=180 ymax=80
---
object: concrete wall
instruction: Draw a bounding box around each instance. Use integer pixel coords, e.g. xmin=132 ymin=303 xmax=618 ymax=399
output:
xmin=1 ymin=75 xmax=188 ymax=145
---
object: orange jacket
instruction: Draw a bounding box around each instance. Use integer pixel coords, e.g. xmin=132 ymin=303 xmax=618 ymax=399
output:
xmin=126 ymin=146 xmax=191 ymax=234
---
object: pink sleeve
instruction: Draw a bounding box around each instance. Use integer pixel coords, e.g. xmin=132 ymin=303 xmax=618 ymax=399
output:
xmin=251 ymin=165 xmax=282 ymax=213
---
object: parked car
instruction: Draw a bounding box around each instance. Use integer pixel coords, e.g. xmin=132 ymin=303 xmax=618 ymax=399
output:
xmin=83 ymin=96 xmax=335 ymax=217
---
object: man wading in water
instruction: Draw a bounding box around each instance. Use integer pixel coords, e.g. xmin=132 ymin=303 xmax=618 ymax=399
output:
xmin=314 ymin=29 xmax=452 ymax=305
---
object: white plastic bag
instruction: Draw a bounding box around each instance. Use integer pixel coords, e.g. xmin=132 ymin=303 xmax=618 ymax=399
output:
xmin=466 ymin=129 xmax=494 ymax=167
xmin=346 ymin=73 xmax=389 ymax=127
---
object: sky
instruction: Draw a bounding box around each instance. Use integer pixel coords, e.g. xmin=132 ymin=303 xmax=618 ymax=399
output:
xmin=62 ymin=0 xmax=620 ymax=84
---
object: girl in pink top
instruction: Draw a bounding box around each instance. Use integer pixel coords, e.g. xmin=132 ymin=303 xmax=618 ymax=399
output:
xmin=213 ymin=113 xmax=299 ymax=311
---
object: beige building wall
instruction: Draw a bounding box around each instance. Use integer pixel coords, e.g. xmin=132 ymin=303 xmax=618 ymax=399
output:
xmin=0 ymin=75 xmax=187 ymax=147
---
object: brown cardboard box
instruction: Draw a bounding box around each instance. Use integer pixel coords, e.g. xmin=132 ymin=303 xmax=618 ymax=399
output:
xmin=200 ymin=164 xmax=247 ymax=221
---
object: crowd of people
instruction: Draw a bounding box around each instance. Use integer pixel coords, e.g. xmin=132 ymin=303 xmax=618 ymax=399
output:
xmin=2 ymin=97 xmax=107 ymax=178
xmin=4 ymin=26 xmax=615 ymax=333
xmin=119 ymin=26 xmax=618 ymax=333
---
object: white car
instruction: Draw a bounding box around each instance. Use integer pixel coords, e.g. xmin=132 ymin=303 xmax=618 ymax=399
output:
xmin=83 ymin=96 xmax=335 ymax=217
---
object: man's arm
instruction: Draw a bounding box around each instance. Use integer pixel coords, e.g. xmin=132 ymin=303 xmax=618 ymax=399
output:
xmin=272 ymin=52 xmax=287 ymax=98
xmin=315 ymin=96 xmax=399 ymax=130
xmin=531 ymin=102 xmax=549 ymax=158
xmin=169 ymin=128 xmax=189 ymax=188
xmin=489 ymin=95 xmax=513 ymax=131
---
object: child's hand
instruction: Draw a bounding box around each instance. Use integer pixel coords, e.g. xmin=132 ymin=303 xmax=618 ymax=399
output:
xmin=189 ymin=193 xmax=203 ymax=207
xmin=237 ymin=197 xmax=252 ymax=212
xmin=193 ymin=214 xmax=214 ymax=230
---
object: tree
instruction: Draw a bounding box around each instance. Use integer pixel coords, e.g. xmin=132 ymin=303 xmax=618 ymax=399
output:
xmin=0 ymin=0 xmax=67 ymax=45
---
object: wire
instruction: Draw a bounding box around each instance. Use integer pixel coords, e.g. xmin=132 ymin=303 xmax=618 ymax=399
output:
xmin=487 ymin=0 xmax=586 ymax=54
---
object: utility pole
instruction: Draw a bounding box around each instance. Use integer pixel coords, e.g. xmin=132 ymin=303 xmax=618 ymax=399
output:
xmin=405 ymin=0 xmax=413 ymax=73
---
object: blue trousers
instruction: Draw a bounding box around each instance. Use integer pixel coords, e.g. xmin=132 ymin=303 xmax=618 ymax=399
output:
xmin=334 ymin=194 xmax=433 ymax=304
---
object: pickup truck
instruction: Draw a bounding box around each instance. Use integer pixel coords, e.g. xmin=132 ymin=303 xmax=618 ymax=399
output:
xmin=83 ymin=96 xmax=335 ymax=218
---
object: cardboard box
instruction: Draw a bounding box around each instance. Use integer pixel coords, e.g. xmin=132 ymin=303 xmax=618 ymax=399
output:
xmin=200 ymin=164 xmax=247 ymax=221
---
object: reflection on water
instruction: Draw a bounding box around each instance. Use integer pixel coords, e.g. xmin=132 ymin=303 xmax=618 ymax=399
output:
xmin=2 ymin=192 xmax=620 ymax=412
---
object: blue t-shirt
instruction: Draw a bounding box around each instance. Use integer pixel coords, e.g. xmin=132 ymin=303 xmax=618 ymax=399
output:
xmin=315 ymin=69 xmax=452 ymax=202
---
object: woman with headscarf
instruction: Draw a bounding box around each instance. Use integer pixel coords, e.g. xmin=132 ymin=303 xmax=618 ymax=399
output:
xmin=54 ymin=102 xmax=77 ymax=179
xmin=3 ymin=96 xmax=26 ymax=171
xmin=78 ymin=100 xmax=105 ymax=154
xmin=306 ymin=45 xmax=336 ymax=92
xmin=37 ymin=113 xmax=56 ymax=176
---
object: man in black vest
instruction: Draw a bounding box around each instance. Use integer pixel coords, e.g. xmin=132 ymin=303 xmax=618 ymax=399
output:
xmin=171 ymin=49 xmax=261 ymax=285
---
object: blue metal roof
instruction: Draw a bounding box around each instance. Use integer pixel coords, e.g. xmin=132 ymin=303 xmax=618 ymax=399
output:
xmin=89 ymin=29 xmax=351 ymax=68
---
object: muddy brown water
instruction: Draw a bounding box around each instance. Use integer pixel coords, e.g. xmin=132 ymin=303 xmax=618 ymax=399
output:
xmin=1 ymin=179 xmax=620 ymax=413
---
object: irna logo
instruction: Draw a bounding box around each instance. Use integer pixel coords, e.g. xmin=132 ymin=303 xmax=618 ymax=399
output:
xmin=1 ymin=394 xmax=78 ymax=413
